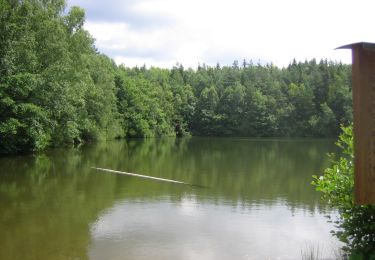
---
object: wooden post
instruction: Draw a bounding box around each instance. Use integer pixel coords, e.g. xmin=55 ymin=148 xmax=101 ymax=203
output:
xmin=338 ymin=42 xmax=375 ymax=204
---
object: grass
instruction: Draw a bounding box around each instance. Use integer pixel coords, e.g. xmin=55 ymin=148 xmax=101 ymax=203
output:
xmin=300 ymin=242 xmax=348 ymax=260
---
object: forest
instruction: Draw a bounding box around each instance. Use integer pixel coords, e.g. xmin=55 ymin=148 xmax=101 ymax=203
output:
xmin=0 ymin=0 xmax=352 ymax=154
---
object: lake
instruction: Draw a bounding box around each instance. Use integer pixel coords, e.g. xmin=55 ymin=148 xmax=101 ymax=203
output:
xmin=0 ymin=137 xmax=342 ymax=259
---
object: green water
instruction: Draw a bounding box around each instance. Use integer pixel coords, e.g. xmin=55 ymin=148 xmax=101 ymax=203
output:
xmin=0 ymin=138 xmax=341 ymax=259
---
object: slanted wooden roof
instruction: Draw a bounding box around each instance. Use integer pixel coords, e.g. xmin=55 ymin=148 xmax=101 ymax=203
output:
xmin=336 ymin=42 xmax=375 ymax=51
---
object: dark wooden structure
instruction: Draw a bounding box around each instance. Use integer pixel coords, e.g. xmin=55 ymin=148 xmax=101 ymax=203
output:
xmin=337 ymin=42 xmax=375 ymax=204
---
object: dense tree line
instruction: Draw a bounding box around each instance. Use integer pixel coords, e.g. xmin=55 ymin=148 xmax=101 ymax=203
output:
xmin=0 ymin=0 xmax=352 ymax=154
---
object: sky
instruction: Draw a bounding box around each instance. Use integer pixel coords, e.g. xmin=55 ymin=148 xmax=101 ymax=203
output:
xmin=68 ymin=0 xmax=375 ymax=68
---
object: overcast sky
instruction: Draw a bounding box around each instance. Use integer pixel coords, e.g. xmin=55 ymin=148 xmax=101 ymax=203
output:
xmin=68 ymin=0 xmax=375 ymax=68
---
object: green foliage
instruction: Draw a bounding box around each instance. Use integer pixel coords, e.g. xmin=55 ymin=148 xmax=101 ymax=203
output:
xmin=192 ymin=85 xmax=222 ymax=135
xmin=312 ymin=125 xmax=375 ymax=257
xmin=0 ymin=0 xmax=122 ymax=153
xmin=186 ymin=60 xmax=351 ymax=137
xmin=115 ymin=67 xmax=176 ymax=137
xmin=0 ymin=0 xmax=353 ymax=154
xmin=65 ymin=6 xmax=85 ymax=33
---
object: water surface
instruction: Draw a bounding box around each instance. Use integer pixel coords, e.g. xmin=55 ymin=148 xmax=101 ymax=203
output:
xmin=0 ymin=138 xmax=341 ymax=259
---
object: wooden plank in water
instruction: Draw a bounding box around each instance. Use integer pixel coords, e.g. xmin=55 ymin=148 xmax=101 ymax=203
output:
xmin=91 ymin=167 xmax=187 ymax=185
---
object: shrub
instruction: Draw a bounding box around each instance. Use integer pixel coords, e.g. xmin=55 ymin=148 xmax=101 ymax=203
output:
xmin=312 ymin=125 xmax=375 ymax=258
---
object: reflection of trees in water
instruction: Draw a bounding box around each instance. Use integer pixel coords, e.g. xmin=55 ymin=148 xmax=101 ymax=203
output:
xmin=0 ymin=138 xmax=335 ymax=259
xmin=0 ymin=149 xmax=119 ymax=260
xmin=189 ymin=139 xmax=335 ymax=213
xmin=84 ymin=137 xmax=336 ymax=214
xmin=104 ymin=138 xmax=335 ymax=209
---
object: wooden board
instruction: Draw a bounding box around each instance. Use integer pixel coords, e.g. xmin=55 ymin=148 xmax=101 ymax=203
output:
xmin=351 ymin=44 xmax=375 ymax=204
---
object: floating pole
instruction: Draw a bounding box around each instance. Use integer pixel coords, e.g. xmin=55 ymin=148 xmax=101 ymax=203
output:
xmin=91 ymin=167 xmax=188 ymax=185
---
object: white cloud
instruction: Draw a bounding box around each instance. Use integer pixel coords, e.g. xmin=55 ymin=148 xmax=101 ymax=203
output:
xmin=71 ymin=0 xmax=375 ymax=68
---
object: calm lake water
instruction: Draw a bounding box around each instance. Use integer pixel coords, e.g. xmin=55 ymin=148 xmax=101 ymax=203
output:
xmin=0 ymin=137 xmax=342 ymax=259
